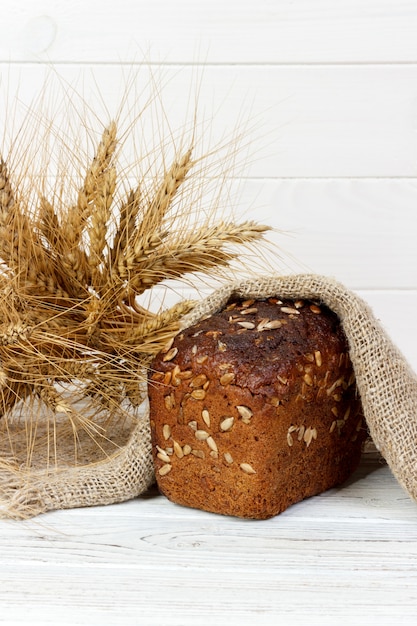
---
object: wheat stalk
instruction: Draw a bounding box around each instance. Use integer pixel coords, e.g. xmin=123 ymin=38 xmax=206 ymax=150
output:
xmin=0 ymin=97 xmax=274 ymax=486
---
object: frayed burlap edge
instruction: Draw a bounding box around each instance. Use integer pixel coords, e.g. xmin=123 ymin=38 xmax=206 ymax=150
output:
xmin=0 ymin=414 xmax=154 ymax=519
xmin=1 ymin=273 xmax=415 ymax=518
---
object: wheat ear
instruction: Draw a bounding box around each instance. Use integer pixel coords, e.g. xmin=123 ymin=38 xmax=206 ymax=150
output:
xmin=116 ymin=149 xmax=193 ymax=278
xmin=139 ymin=148 xmax=193 ymax=234
xmin=55 ymin=122 xmax=117 ymax=292
xmin=88 ymin=165 xmax=117 ymax=291
xmin=110 ymin=186 xmax=141 ymax=264
xmin=128 ymin=221 xmax=270 ymax=295
xmin=0 ymin=159 xmax=67 ymax=298
xmin=64 ymin=121 xmax=117 ymax=245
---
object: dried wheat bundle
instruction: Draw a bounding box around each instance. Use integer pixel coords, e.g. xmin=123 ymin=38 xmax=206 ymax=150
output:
xmin=0 ymin=82 xmax=272 ymax=517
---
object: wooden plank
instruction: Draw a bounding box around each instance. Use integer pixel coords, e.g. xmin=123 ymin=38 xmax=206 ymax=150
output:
xmin=2 ymin=63 xmax=417 ymax=178
xmin=244 ymin=178 xmax=417 ymax=289
xmin=2 ymin=1 xmax=417 ymax=64
xmin=0 ymin=451 xmax=416 ymax=625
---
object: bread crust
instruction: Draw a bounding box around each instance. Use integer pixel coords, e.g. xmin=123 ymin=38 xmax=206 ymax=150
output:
xmin=149 ymin=298 xmax=365 ymax=519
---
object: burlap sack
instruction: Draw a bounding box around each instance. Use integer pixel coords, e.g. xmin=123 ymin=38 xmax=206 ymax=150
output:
xmin=1 ymin=274 xmax=415 ymax=518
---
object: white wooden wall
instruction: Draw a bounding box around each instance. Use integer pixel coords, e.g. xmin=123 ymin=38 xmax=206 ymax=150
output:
xmin=1 ymin=0 xmax=416 ymax=370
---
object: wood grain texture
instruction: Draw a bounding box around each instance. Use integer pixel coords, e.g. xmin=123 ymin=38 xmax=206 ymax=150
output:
xmin=2 ymin=0 xmax=417 ymax=64
xmin=0 ymin=450 xmax=416 ymax=626
xmin=238 ymin=178 xmax=417 ymax=287
xmin=3 ymin=63 xmax=417 ymax=178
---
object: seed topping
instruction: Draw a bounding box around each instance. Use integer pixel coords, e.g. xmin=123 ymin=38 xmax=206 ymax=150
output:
xmin=163 ymin=371 xmax=172 ymax=385
xmin=157 ymin=450 xmax=171 ymax=463
xmin=190 ymin=374 xmax=207 ymax=388
xmin=191 ymin=389 xmax=206 ymax=400
xmin=264 ymin=319 xmax=283 ymax=330
xmin=220 ymin=416 xmax=234 ymax=431
xmin=162 ymin=424 xmax=171 ymax=440
xmin=310 ymin=304 xmax=322 ymax=314
xmin=237 ymin=321 xmax=256 ymax=329
xmin=195 ymin=430 xmax=210 ymax=441
xmin=236 ymin=405 xmax=253 ymax=423
xmin=220 ymin=372 xmax=235 ymax=386
xmin=240 ymin=307 xmax=258 ymax=315
xmin=202 ymin=409 xmax=211 ymax=427
xmin=327 ymin=377 xmax=345 ymax=396
xmin=173 ymin=440 xmax=184 ymax=458
xmin=303 ymin=427 xmax=314 ymax=447
xmin=164 ymin=393 xmax=175 ymax=410
xmin=281 ymin=306 xmax=300 ymax=315
xmin=206 ymin=436 xmax=218 ymax=453
xmin=240 ymin=462 xmax=256 ymax=475
xmin=256 ymin=318 xmax=270 ymax=331
xmin=177 ymin=370 xmax=193 ymax=380
xmin=159 ymin=464 xmax=172 ymax=476
xmin=303 ymin=373 xmax=313 ymax=386
xmin=191 ymin=449 xmax=205 ymax=459
xmin=162 ymin=347 xmax=178 ymax=362
xmin=314 ymin=350 xmax=323 ymax=367
xmin=171 ymin=365 xmax=181 ymax=386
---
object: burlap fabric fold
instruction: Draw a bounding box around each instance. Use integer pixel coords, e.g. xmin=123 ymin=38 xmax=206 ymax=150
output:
xmin=1 ymin=274 xmax=416 ymax=518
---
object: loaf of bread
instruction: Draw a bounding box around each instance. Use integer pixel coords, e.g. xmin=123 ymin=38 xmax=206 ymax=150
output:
xmin=148 ymin=297 xmax=366 ymax=519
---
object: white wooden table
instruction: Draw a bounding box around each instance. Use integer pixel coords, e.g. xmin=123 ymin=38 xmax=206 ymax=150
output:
xmin=0 ymin=445 xmax=415 ymax=626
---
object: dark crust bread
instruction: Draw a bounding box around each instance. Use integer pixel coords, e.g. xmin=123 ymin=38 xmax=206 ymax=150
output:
xmin=148 ymin=297 xmax=366 ymax=519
